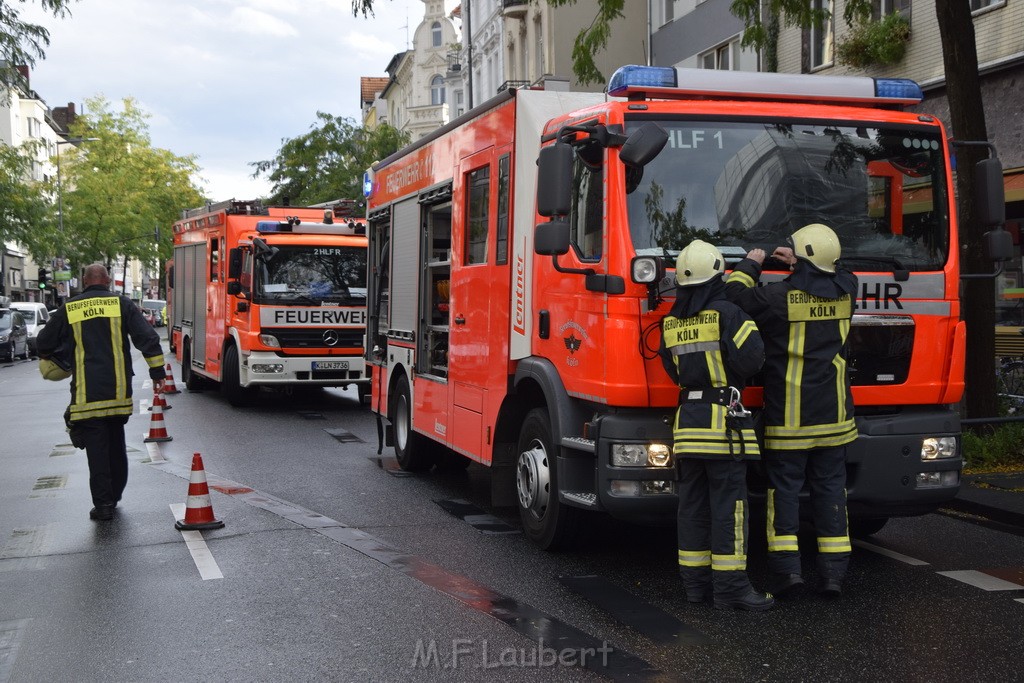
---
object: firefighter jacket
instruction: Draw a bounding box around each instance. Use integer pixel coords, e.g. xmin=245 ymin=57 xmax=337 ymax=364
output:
xmin=726 ymin=259 xmax=858 ymax=451
xmin=38 ymin=285 xmax=166 ymax=422
xmin=658 ymin=278 xmax=764 ymax=461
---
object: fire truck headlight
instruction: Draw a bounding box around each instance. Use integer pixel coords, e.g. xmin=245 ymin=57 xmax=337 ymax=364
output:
xmin=921 ymin=436 xmax=958 ymax=460
xmin=611 ymin=443 xmax=673 ymax=467
xmin=631 ymin=256 xmax=662 ymax=284
xmin=259 ymin=334 xmax=281 ymax=348
xmin=915 ymin=470 xmax=959 ymax=489
xmin=647 ymin=443 xmax=672 ymax=467
xmin=252 ymin=363 xmax=284 ymax=374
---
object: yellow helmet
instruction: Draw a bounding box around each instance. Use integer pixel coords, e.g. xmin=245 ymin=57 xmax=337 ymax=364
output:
xmin=38 ymin=358 xmax=71 ymax=381
xmin=675 ymin=240 xmax=725 ymax=287
xmin=791 ymin=223 xmax=840 ymax=273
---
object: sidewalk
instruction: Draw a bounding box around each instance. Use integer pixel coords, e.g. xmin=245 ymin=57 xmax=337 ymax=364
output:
xmin=948 ymin=469 xmax=1024 ymax=528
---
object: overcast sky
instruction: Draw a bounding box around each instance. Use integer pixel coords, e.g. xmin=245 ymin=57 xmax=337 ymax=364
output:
xmin=24 ymin=0 xmax=456 ymax=202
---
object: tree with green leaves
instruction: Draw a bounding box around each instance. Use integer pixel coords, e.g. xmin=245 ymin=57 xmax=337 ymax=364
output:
xmin=0 ymin=141 xmax=52 ymax=256
xmin=250 ymin=112 xmax=410 ymax=207
xmin=48 ymin=96 xmax=204 ymax=279
xmin=0 ymin=0 xmax=77 ymax=91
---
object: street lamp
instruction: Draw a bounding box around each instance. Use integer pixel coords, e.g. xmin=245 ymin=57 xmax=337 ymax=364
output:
xmin=53 ymin=136 xmax=98 ymax=303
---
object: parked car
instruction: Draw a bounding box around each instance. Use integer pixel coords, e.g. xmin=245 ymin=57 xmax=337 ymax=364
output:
xmin=137 ymin=305 xmax=157 ymax=327
xmin=141 ymin=299 xmax=166 ymax=327
xmin=10 ymin=302 xmax=50 ymax=356
xmin=0 ymin=309 xmax=29 ymax=362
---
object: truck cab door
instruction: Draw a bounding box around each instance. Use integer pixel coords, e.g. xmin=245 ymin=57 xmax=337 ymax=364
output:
xmin=447 ymin=148 xmax=500 ymax=457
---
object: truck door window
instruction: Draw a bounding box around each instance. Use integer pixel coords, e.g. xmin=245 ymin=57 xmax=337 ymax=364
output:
xmin=209 ymin=237 xmax=219 ymax=282
xmin=465 ymin=166 xmax=490 ymax=265
xmin=496 ymin=155 xmax=510 ymax=265
xmin=570 ymin=145 xmax=603 ymax=261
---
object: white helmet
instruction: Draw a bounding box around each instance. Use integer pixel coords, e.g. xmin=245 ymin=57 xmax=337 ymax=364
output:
xmin=791 ymin=223 xmax=840 ymax=273
xmin=675 ymin=240 xmax=725 ymax=287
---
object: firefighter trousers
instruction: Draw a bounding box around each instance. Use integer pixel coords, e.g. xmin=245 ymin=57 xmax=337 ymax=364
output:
xmin=765 ymin=446 xmax=851 ymax=580
xmin=677 ymin=458 xmax=754 ymax=599
xmin=78 ymin=416 xmax=130 ymax=508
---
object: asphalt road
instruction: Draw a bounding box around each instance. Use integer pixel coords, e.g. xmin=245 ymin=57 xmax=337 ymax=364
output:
xmin=2 ymin=335 xmax=1022 ymax=682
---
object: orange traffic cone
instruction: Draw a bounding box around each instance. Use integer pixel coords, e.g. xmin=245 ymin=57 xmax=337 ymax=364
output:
xmin=149 ymin=390 xmax=171 ymax=411
xmin=144 ymin=398 xmax=172 ymax=442
xmin=163 ymin=363 xmax=181 ymax=394
xmin=175 ymin=453 xmax=224 ymax=530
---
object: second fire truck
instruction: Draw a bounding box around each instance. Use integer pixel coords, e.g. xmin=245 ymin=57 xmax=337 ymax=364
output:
xmin=171 ymin=199 xmax=369 ymax=405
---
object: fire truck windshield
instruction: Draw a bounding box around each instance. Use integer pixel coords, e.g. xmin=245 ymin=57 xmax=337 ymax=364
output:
xmin=254 ymin=245 xmax=367 ymax=305
xmin=624 ymin=119 xmax=949 ymax=272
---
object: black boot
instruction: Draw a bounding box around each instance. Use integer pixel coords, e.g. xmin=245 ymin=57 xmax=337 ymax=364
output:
xmin=818 ymin=578 xmax=842 ymax=597
xmin=714 ymin=590 xmax=776 ymax=611
xmin=89 ymin=505 xmax=115 ymax=521
xmin=768 ymin=573 xmax=805 ymax=597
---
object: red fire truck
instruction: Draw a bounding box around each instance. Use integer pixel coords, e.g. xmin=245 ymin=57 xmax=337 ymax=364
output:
xmin=172 ymin=199 xmax=369 ymax=406
xmin=364 ymin=66 xmax=1006 ymax=549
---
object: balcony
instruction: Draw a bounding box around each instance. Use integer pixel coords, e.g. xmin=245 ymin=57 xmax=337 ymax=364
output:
xmin=502 ymin=0 xmax=528 ymax=18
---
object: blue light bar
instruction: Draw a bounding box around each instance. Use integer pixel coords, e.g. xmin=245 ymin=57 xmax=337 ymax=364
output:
xmin=256 ymin=221 xmax=289 ymax=233
xmin=874 ymin=78 xmax=924 ymax=103
xmin=362 ymin=171 xmax=373 ymax=198
xmin=608 ymin=65 xmax=677 ymax=96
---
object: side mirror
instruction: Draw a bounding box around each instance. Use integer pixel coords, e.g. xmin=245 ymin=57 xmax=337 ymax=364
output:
xmin=535 ymin=219 xmax=570 ymax=256
xmin=228 ymin=248 xmax=243 ymax=279
xmin=536 ymin=143 xmax=573 ymax=217
xmin=985 ymin=229 xmax=1013 ymax=262
xmin=226 ymin=281 xmax=242 ymax=296
xmin=620 ymin=123 xmax=669 ymax=168
xmin=975 ymin=158 xmax=1005 ymax=227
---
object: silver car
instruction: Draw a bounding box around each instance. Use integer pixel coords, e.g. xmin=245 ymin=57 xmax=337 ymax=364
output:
xmin=11 ymin=302 xmax=50 ymax=356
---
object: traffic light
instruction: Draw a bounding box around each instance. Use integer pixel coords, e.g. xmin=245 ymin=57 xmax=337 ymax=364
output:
xmin=38 ymin=268 xmax=49 ymax=289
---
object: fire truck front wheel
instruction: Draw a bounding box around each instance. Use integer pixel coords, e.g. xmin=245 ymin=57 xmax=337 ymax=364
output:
xmin=392 ymin=374 xmax=435 ymax=472
xmin=516 ymin=408 xmax=581 ymax=550
xmin=221 ymin=344 xmax=256 ymax=407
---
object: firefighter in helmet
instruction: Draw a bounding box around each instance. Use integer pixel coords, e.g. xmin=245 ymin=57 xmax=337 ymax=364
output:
xmin=725 ymin=223 xmax=858 ymax=597
xmin=659 ymin=240 xmax=775 ymax=611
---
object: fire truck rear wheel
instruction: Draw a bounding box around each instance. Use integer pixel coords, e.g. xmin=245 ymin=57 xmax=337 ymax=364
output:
xmin=182 ymin=340 xmax=206 ymax=391
xmin=516 ymin=408 xmax=581 ymax=550
xmin=392 ymin=374 xmax=435 ymax=472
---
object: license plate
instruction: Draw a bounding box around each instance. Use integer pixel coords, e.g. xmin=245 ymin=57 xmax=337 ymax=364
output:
xmin=312 ymin=361 xmax=349 ymax=371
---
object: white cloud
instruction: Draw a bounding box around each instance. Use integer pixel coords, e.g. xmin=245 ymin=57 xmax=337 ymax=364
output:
xmin=227 ymin=7 xmax=299 ymax=38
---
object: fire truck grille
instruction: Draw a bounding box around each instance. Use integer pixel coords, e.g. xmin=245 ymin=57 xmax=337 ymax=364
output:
xmin=263 ymin=328 xmax=364 ymax=349
xmin=847 ymin=324 xmax=914 ymax=386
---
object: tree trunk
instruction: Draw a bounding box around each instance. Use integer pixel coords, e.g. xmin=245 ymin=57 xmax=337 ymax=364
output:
xmin=935 ymin=0 xmax=997 ymax=422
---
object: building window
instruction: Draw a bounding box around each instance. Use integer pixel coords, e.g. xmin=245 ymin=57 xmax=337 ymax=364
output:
xmin=872 ymin=0 xmax=911 ymax=19
xmin=430 ymin=75 xmax=445 ymax=106
xmin=810 ymin=0 xmax=834 ymax=69
xmin=534 ymin=16 xmax=543 ymax=78
xmin=701 ymin=42 xmax=733 ymax=70
xmin=663 ymin=0 xmax=674 ymax=24
xmin=969 ymin=0 xmax=1001 ymax=11
xmin=431 ymin=21 xmax=442 ymax=47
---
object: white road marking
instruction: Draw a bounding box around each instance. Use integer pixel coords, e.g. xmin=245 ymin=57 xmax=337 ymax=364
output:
xmin=1016 ymin=599 xmax=1024 ymax=606
xmin=852 ymin=539 xmax=930 ymax=566
xmin=169 ymin=503 xmax=223 ymax=580
xmin=937 ymin=570 xmax=1024 ymax=591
